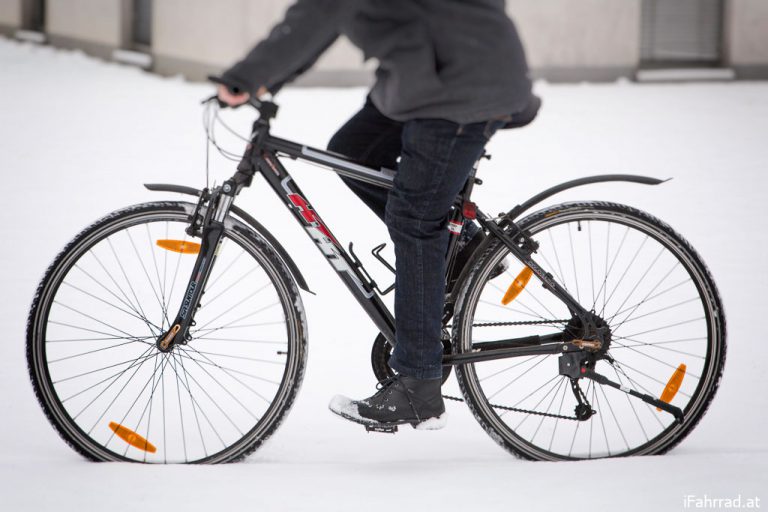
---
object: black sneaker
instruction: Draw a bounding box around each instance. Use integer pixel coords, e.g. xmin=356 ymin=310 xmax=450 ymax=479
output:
xmin=447 ymin=229 xmax=508 ymax=291
xmin=329 ymin=375 xmax=447 ymax=432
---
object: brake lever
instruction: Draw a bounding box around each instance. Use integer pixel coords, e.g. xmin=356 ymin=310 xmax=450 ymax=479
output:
xmin=201 ymin=94 xmax=228 ymax=109
xmin=201 ymin=93 xmax=262 ymax=111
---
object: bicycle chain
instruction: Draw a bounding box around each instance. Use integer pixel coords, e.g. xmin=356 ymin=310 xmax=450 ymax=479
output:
xmin=442 ymin=360 xmax=594 ymax=422
xmin=440 ymin=318 xmax=587 ymax=420
xmin=446 ymin=319 xmax=570 ymax=329
xmin=441 ymin=394 xmax=582 ymax=421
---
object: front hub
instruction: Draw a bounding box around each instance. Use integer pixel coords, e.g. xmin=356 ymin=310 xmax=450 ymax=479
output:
xmin=156 ymin=324 xmax=181 ymax=352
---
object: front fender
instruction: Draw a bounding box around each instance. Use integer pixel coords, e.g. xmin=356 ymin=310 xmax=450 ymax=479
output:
xmin=144 ymin=183 xmax=313 ymax=294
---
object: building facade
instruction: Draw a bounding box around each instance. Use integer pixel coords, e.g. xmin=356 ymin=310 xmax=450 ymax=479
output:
xmin=1 ymin=0 xmax=767 ymax=84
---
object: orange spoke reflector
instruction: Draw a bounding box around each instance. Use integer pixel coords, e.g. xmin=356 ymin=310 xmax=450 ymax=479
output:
xmin=501 ymin=266 xmax=534 ymax=305
xmin=109 ymin=422 xmax=157 ymax=453
xmin=156 ymin=239 xmax=201 ymax=254
xmin=657 ymin=363 xmax=686 ymax=411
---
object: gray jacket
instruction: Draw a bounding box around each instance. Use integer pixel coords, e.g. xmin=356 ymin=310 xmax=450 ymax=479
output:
xmin=222 ymin=0 xmax=532 ymax=124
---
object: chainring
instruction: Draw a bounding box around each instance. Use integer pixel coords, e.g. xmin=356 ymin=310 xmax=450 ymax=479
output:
xmin=370 ymin=332 xmax=453 ymax=384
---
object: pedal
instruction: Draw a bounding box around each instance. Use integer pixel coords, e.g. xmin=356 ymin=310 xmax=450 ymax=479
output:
xmin=365 ymin=424 xmax=398 ymax=434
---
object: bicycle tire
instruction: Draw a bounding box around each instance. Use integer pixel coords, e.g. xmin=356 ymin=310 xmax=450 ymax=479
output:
xmin=27 ymin=201 xmax=307 ymax=463
xmin=453 ymin=201 xmax=726 ymax=460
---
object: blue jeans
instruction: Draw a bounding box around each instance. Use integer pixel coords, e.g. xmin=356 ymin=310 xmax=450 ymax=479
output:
xmin=328 ymin=98 xmax=502 ymax=380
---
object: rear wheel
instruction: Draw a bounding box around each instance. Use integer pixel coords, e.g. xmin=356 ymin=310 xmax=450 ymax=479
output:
xmin=27 ymin=202 xmax=307 ymax=463
xmin=453 ymin=202 xmax=726 ymax=460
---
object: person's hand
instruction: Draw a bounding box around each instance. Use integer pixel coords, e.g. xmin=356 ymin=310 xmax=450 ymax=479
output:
xmin=216 ymin=84 xmax=269 ymax=107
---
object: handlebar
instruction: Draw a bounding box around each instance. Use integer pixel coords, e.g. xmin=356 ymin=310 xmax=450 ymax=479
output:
xmin=203 ymin=75 xmax=278 ymax=121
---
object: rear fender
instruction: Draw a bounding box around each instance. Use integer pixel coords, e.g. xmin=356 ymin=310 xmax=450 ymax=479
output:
xmin=447 ymin=174 xmax=668 ymax=304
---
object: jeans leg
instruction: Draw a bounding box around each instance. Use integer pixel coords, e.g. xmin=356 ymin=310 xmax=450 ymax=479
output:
xmin=327 ymin=97 xmax=403 ymax=222
xmin=386 ymin=119 xmax=499 ymax=379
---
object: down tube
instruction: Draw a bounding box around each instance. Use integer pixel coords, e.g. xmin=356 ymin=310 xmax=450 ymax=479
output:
xmin=257 ymin=151 xmax=397 ymax=344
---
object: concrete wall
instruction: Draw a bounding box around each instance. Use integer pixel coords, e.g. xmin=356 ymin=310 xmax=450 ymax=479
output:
xmin=0 ymin=0 xmax=23 ymax=34
xmin=152 ymin=0 xmax=369 ymax=83
xmin=151 ymin=0 xmax=641 ymax=82
xmin=508 ymin=0 xmax=641 ymax=80
xmin=726 ymin=0 xmax=768 ymax=77
xmin=4 ymin=0 xmax=767 ymax=83
xmin=46 ymin=0 xmax=127 ymax=57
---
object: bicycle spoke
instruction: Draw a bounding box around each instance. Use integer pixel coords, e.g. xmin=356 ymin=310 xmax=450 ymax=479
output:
xmin=567 ymin=222 xmax=580 ymax=303
xmin=508 ymin=374 xmax=563 ymax=425
xmin=193 ymin=286 xmax=275 ymax=332
xmin=603 ymin=235 xmax=649 ymax=308
xmin=179 ymin=346 xmax=276 ymax=406
xmin=610 ymin=363 xmax=649 ymax=443
xmin=203 ymin=265 xmax=260 ymax=308
xmin=145 ymin=224 xmax=169 ymax=330
xmin=609 ymin=338 xmax=705 ymax=359
xmin=610 ymin=341 xmax=702 ymax=379
xmin=84 ymin=253 xmax=152 ymax=330
xmin=546 ymin=228 xmax=568 ymax=292
xmin=618 ymin=316 xmax=704 ymax=339
xmin=613 ymin=296 xmax=700 ymax=329
xmin=61 ymin=281 xmax=160 ymax=330
xmin=487 ymin=355 xmax=549 ymax=400
xmin=48 ymin=339 xmax=148 ymax=364
xmin=58 ymin=348 xmax=156 ymax=396
xmin=547 ymin=378 xmax=569 ymax=451
xmin=52 ymin=300 xmax=157 ymax=341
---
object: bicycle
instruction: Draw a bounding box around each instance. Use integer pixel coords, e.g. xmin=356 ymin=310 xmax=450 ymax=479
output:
xmin=26 ymin=89 xmax=726 ymax=463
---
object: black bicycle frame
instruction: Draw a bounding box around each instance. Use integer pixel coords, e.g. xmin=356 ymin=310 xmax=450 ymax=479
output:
xmin=153 ymin=98 xmax=683 ymax=421
xmin=160 ymin=103 xmax=657 ymax=367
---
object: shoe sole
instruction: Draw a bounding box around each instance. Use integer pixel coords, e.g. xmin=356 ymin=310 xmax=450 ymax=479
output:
xmin=328 ymin=395 xmax=447 ymax=432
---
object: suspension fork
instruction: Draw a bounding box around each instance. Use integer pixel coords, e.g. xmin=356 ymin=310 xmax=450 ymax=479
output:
xmin=157 ymin=183 xmax=237 ymax=352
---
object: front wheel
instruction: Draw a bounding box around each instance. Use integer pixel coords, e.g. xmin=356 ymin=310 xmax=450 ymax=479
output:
xmin=453 ymin=202 xmax=726 ymax=460
xmin=27 ymin=201 xmax=307 ymax=463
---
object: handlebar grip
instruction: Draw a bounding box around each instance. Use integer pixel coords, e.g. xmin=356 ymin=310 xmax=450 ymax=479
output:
xmin=207 ymin=75 xmax=263 ymax=110
xmin=208 ymin=75 xmax=243 ymax=95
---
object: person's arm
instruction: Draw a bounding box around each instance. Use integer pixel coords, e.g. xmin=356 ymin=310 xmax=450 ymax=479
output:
xmin=221 ymin=0 xmax=345 ymax=96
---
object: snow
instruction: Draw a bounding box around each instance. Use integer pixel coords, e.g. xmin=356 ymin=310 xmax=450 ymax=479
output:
xmin=328 ymin=394 xmax=370 ymax=423
xmin=1 ymin=37 xmax=767 ymax=510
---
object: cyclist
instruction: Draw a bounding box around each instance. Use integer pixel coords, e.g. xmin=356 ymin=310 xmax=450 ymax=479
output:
xmin=216 ymin=0 xmax=534 ymax=430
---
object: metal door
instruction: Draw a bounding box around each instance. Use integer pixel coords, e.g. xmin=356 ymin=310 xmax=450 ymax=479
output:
xmin=641 ymin=0 xmax=724 ymax=64
xmin=22 ymin=0 xmax=45 ymax=31
xmin=133 ymin=0 xmax=152 ymax=47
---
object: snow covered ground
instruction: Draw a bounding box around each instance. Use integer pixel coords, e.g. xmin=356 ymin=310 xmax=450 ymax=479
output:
xmin=1 ymin=37 xmax=767 ymax=511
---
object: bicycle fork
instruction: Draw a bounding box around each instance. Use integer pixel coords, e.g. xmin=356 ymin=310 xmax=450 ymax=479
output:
xmin=156 ymin=185 xmax=236 ymax=352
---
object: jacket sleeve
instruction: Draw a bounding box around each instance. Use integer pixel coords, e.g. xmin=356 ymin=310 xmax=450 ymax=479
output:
xmin=221 ymin=0 xmax=346 ymax=94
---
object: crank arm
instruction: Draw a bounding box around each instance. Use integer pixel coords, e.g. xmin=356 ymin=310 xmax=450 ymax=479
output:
xmin=583 ymin=369 xmax=685 ymax=424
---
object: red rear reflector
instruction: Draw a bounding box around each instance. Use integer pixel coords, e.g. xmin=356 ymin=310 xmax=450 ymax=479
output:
xmin=462 ymin=201 xmax=477 ymax=220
